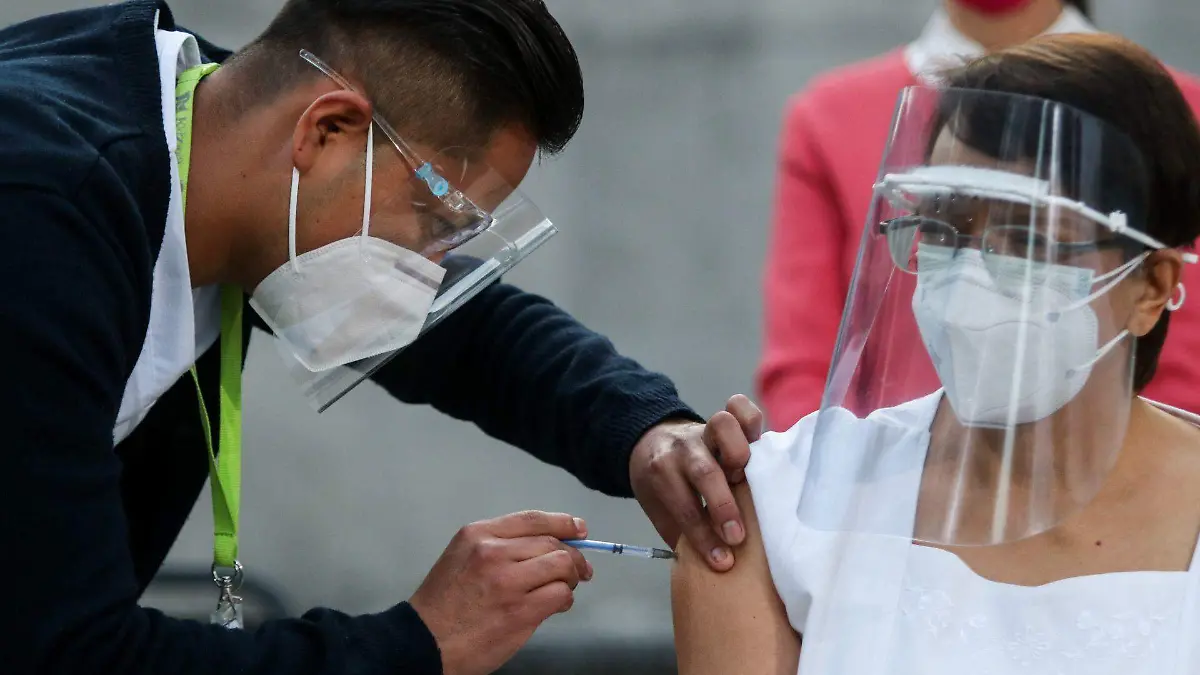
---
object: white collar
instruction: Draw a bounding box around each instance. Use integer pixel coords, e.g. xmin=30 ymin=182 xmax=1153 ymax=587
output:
xmin=904 ymin=5 xmax=1098 ymax=83
xmin=113 ymin=27 xmax=218 ymax=445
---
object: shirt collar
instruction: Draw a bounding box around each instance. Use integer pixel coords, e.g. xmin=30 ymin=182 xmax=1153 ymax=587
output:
xmin=904 ymin=5 xmax=1098 ymax=83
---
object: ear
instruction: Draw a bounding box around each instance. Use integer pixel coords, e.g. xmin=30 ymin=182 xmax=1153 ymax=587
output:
xmin=1128 ymin=249 xmax=1185 ymax=337
xmin=291 ymin=90 xmax=374 ymax=174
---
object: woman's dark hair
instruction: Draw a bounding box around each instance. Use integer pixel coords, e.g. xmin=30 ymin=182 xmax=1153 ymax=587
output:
xmin=935 ymin=33 xmax=1200 ymax=391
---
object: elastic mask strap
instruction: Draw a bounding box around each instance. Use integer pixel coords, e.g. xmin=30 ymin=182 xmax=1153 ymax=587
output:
xmin=361 ymin=124 xmax=374 ymax=240
xmin=286 ymin=124 xmax=374 ymax=270
xmin=288 ymin=167 xmax=301 ymax=273
xmin=1055 ymin=252 xmax=1150 ymax=316
xmin=1067 ymin=329 xmax=1131 ymax=377
xmin=1094 ymin=252 xmax=1150 ymax=285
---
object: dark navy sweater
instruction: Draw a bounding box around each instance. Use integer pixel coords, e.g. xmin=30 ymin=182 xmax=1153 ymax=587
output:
xmin=0 ymin=2 xmax=699 ymax=673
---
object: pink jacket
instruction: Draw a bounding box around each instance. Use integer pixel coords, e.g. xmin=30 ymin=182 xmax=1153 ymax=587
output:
xmin=758 ymin=48 xmax=1200 ymax=430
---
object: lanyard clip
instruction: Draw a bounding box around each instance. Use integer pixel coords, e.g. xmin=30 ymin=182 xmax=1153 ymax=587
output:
xmin=210 ymin=561 xmax=245 ymax=630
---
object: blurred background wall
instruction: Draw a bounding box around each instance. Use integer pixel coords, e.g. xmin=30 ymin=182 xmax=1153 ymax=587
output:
xmin=2 ymin=0 xmax=1196 ymax=670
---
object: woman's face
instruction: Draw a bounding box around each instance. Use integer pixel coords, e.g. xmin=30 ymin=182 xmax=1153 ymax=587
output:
xmin=923 ymin=129 xmax=1147 ymax=348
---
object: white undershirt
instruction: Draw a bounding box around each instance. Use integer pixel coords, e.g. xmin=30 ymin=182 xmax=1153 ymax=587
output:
xmin=112 ymin=21 xmax=221 ymax=445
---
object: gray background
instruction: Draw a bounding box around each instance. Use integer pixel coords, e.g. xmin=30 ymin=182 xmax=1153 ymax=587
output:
xmin=2 ymin=0 xmax=1196 ymax=657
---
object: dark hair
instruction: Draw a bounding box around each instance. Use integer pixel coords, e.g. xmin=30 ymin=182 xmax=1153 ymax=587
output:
xmin=937 ymin=33 xmax=1200 ymax=391
xmin=1063 ymin=0 xmax=1091 ymax=18
xmin=229 ymin=0 xmax=584 ymax=155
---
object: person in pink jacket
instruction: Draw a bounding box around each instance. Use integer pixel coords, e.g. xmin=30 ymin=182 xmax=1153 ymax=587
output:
xmin=759 ymin=0 xmax=1200 ymax=430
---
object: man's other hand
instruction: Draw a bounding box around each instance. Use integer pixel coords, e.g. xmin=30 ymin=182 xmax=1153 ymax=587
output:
xmin=630 ymin=395 xmax=764 ymax=572
xmin=410 ymin=511 xmax=593 ymax=675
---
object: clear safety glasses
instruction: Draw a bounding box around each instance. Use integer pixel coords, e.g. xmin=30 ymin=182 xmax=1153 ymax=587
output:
xmin=299 ymin=49 xmax=494 ymax=255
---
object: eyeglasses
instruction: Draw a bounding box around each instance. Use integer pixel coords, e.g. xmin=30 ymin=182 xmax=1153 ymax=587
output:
xmin=298 ymin=49 xmax=495 ymax=254
xmin=875 ymin=170 xmax=1197 ymax=265
xmin=879 ymin=216 xmax=1136 ymax=272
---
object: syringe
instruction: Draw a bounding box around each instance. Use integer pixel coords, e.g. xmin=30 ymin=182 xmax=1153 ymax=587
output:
xmin=563 ymin=539 xmax=675 ymax=560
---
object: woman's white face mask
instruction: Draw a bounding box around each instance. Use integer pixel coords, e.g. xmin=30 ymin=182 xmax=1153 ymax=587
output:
xmin=249 ymin=124 xmax=448 ymax=372
xmin=911 ymin=245 xmax=1152 ymax=427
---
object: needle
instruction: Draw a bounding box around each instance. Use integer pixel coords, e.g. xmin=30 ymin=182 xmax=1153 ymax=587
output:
xmin=563 ymin=539 xmax=676 ymax=560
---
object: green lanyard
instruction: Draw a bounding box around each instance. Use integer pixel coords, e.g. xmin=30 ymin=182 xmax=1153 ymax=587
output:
xmin=175 ymin=63 xmax=245 ymax=576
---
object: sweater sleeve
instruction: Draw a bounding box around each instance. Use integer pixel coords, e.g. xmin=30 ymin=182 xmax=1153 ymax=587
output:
xmin=757 ymin=94 xmax=852 ymax=431
xmin=369 ymin=263 xmax=702 ymax=498
xmin=0 ymin=184 xmax=441 ymax=675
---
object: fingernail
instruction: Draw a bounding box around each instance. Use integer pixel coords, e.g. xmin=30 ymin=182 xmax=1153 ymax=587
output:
xmin=584 ymin=561 xmax=594 ymax=580
xmin=711 ymin=547 xmax=730 ymax=564
xmin=573 ymin=518 xmax=587 ymax=537
xmin=723 ymin=520 xmax=745 ymax=545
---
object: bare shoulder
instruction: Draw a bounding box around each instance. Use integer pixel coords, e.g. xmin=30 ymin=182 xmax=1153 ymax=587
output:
xmin=672 ymin=482 xmax=800 ymax=675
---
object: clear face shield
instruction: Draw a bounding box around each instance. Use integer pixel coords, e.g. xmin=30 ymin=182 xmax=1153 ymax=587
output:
xmin=790 ymin=86 xmax=1195 ymax=673
xmin=252 ymin=51 xmax=556 ymax=412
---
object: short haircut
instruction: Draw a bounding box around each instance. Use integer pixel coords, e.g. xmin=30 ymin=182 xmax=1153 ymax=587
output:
xmin=229 ymin=0 xmax=585 ymax=155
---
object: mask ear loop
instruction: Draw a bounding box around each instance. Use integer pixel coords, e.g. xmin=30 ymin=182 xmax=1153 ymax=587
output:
xmin=1067 ymin=329 xmax=1131 ymax=377
xmin=288 ymin=122 xmax=375 ymax=271
xmin=1057 ymin=252 xmax=1149 ymax=376
xmin=288 ymin=167 xmax=301 ymax=273
xmin=1051 ymin=252 xmax=1150 ymax=319
xmin=1168 ymin=283 xmax=1187 ymax=312
xmin=1065 ymin=267 xmax=1189 ymax=377
xmin=360 ymin=123 xmax=374 ymax=242
xmin=1069 ymin=282 xmax=1188 ymax=376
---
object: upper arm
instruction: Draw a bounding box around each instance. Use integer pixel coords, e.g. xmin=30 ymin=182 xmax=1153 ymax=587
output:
xmin=672 ymin=482 xmax=800 ymax=675
xmin=0 ymin=183 xmax=150 ymax=669
xmin=759 ymin=96 xmax=851 ymax=429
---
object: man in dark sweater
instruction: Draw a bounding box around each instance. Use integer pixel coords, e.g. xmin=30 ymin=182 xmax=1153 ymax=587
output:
xmin=0 ymin=1 xmax=765 ymax=674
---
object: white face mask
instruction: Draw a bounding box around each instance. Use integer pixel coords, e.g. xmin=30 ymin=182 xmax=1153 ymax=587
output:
xmin=911 ymin=245 xmax=1146 ymax=427
xmin=250 ymin=125 xmax=448 ymax=372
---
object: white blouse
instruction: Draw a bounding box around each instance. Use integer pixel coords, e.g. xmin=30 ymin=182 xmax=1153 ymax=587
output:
xmin=746 ymin=397 xmax=1200 ymax=675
